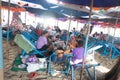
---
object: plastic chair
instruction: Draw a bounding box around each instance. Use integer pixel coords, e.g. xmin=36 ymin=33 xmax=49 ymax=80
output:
xmin=47 ymin=52 xmax=72 ymax=78
xmin=71 ymin=63 xmax=100 ymax=80
xmin=14 ymin=34 xmax=46 ymax=57
xmin=2 ymin=28 xmax=17 ymax=41
xmin=21 ymin=31 xmax=38 ymax=43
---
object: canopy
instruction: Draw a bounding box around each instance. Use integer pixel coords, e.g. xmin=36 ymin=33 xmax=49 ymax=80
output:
xmin=48 ymin=6 xmax=89 ymax=18
xmin=106 ymin=12 xmax=120 ymax=18
xmin=23 ymin=0 xmax=89 ymax=19
xmin=59 ymin=0 xmax=120 ymax=7
xmin=22 ymin=0 xmax=55 ymax=8
xmin=2 ymin=1 xmax=25 ymax=11
xmin=25 ymin=7 xmax=66 ymax=18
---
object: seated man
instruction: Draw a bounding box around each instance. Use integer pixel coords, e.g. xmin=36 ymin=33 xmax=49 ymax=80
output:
xmin=36 ymin=30 xmax=53 ymax=58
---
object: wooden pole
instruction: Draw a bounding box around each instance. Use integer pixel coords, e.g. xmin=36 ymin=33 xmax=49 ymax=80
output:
xmin=80 ymin=0 xmax=94 ymax=80
xmin=0 ymin=0 xmax=4 ymax=80
xmin=7 ymin=0 xmax=11 ymax=41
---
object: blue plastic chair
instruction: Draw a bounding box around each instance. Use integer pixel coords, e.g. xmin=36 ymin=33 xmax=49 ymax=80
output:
xmin=47 ymin=52 xmax=73 ymax=77
xmin=2 ymin=28 xmax=17 ymax=41
xmin=71 ymin=63 xmax=100 ymax=80
xmin=21 ymin=31 xmax=38 ymax=43
xmin=14 ymin=34 xmax=46 ymax=57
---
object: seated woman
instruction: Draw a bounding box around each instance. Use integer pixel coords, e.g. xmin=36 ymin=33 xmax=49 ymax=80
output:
xmin=36 ymin=30 xmax=53 ymax=58
xmin=70 ymin=40 xmax=84 ymax=65
xmin=69 ymin=36 xmax=77 ymax=49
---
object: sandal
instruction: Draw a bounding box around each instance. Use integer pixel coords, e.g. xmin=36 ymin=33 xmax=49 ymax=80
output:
xmin=28 ymin=72 xmax=38 ymax=78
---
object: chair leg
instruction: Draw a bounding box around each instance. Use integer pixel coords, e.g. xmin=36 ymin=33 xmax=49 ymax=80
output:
xmin=94 ymin=66 xmax=97 ymax=80
xmin=22 ymin=50 xmax=26 ymax=56
xmin=71 ymin=65 xmax=74 ymax=80
xmin=46 ymin=61 xmax=49 ymax=75
xmin=48 ymin=58 xmax=53 ymax=77
xmin=86 ymin=68 xmax=92 ymax=80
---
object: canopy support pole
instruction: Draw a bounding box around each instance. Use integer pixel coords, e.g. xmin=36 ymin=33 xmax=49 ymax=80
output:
xmin=56 ymin=19 xmax=59 ymax=26
xmin=66 ymin=13 xmax=72 ymax=49
xmin=0 ymin=0 xmax=4 ymax=80
xmin=110 ymin=16 xmax=119 ymax=58
xmin=7 ymin=0 xmax=10 ymax=41
xmin=25 ymin=11 xmax=27 ymax=25
xmin=80 ymin=0 xmax=94 ymax=80
xmin=112 ymin=17 xmax=119 ymax=44
xmin=76 ymin=20 xmax=79 ymax=30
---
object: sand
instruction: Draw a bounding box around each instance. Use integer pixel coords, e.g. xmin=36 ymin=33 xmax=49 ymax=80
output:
xmin=3 ymin=40 xmax=119 ymax=80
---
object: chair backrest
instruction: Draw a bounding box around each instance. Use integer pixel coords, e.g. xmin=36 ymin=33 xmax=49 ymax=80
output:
xmin=14 ymin=34 xmax=35 ymax=53
xmin=22 ymin=31 xmax=38 ymax=42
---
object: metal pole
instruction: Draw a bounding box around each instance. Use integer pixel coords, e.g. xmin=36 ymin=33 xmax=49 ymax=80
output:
xmin=110 ymin=16 xmax=119 ymax=58
xmin=25 ymin=11 xmax=27 ymax=25
xmin=76 ymin=20 xmax=79 ymax=30
xmin=0 ymin=1 xmax=4 ymax=80
xmin=68 ymin=14 xmax=72 ymax=32
xmin=66 ymin=13 xmax=72 ymax=49
xmin=112 ymin=18 xmax=119 ymax=44
xmin=56 ymin=19 xmax=59 ymax=26
xmin=7 ymin=0 xmax=11 ymax=41
xmin=80 ymin=0 xmax=94 ymax=80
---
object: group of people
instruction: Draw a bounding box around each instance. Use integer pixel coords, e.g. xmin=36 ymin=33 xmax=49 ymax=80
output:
xmin=3 ymin=15 xmax=85 ymax=65
xmin=93 ymin=31 xmax=109 ymax=41
xmin=35 ymin=27 xmax=85 ymax=65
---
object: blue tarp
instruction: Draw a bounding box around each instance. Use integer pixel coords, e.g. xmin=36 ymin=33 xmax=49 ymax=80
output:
xmin=25 ymin=7 xmax=66 ymax=18
xmin=23 ymin=0 xmax=89 ymax=19
xmin=22 ymin=0 xmax=54 ymax=8
xmin=60 ymin=0 xmax=120 ymax=7
xmin=25 ymin=6 xmax=89 ymax=18
xmin=48 ymin=6 xmax=89 ymax=18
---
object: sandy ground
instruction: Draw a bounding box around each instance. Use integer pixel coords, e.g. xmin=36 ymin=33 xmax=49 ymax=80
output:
xmin=3 ymin=40 xmax=119 ymax=80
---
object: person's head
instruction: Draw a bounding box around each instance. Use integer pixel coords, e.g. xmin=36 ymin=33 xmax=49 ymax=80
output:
xmin=100 ymin=31 xmax=103 ymax=34
xmin=49 ymin=35 xmax=55 ymax=42
xmin=71 ymin=36 xmax=75 ymax=41
xmin=76 ymin=40 xmax=83 ymax=47
xmin=73 ymin=28 xmax=75 ymax=31
xmin=77 ymin=35 xmax=82 ymax=41
xmin=42 ymin=30 xmax=49 ymax=37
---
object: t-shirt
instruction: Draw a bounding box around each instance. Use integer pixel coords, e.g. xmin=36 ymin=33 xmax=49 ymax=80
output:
xmin=72 ymin=47 xmax=84 ymax=62
xmin=36 ymin=36 xmax=47 ymax=49
xmin=35 ymin=29 xmax=42 ymax=36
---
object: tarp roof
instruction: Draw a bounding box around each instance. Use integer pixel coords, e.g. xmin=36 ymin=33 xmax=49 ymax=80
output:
xmin=25 ymin=7 xmax=66 ymax=18
xmin=22 ymin=0 xmax=89 ymax=18
xmin=59 ymin=0 xmax=120 ymax=7
xmin=2 ymin=1 xmax=25 ymax=11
